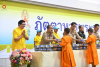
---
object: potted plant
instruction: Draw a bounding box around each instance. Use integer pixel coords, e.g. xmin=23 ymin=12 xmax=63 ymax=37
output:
xmin=9 ymin=48 xmax=32 ymax=67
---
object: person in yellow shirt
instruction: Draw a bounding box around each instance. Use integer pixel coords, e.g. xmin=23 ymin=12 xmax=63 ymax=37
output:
xmin=53 ymin=26 xmax=60 ymax=44
xmin=34 ymin=30 xmax=42 ymax=46
xmin=12 ymin=20 xmax=29 ymax=51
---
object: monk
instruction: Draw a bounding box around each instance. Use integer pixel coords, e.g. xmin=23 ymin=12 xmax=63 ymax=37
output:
xmin=60 ymin=28 xmax=76 ymax=67
xmin=83 ymin=28 xmax=99 ymax=67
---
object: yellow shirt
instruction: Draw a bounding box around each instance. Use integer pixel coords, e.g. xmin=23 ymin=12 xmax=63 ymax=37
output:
xmin=53 ymin=32 xmax=60 ymax=44
xmin=34 ymin=35 xmax=42 ymax=46
xmin=12 ymin=27 xmax=29 ymax=51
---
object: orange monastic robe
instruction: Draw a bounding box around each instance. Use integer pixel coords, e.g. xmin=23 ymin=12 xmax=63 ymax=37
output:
xmin=60 ymin=35 xmax=76 ymax=67
xmin=87 ymin=35 xmax=99 ymax=65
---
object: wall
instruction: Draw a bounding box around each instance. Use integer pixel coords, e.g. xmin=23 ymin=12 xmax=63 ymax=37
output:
xmin=12 ymin=0 xmax=100 ymax=13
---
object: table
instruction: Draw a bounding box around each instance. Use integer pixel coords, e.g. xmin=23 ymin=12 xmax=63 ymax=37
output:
xmin=31 ymin=49 xmax=100 ymax=67
xmin=31 ymin=51 xmax=61 ymax=67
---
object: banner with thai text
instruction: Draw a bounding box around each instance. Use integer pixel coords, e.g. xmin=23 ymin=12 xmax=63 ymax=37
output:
xmin=0 ymin=1 xmax=100 ymax=58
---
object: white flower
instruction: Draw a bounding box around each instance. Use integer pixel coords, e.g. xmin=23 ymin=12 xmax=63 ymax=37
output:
xmin=16 ymin=54 xmax=20 ymax=57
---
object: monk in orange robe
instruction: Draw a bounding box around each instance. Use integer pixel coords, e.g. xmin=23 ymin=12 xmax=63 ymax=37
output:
xmin=60 ymin=28 xmax=76 ymax=67
xmin=84 ymin=28 xmax=99 ymax=67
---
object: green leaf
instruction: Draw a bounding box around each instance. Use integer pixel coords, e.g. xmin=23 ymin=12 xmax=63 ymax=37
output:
xmin=27 ymin=64 xmax=31 ymax=67
xmin=15 ymin=64 xmax=19 ymax=67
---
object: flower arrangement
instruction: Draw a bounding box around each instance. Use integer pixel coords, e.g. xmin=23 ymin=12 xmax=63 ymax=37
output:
xmin=9 ymin=48 xmax=32 ymax=67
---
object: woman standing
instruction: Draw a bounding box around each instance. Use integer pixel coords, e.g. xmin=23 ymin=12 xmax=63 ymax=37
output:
xmin=34 ymin=30 xmax=42 ymax=47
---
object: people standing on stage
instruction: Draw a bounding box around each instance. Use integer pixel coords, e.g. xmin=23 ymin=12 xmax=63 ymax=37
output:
xmin=69 ymin=22 xmax=82 ymax=44
xmin=60 ymin=28 xmax=76 ymax=67
xmin=34 ymin=30 xmax=42 ymax=47
xmin=12 ymin=20 xmax=29 ymax=51
xmin=76 ymin=25 xmax=86 ymax=48
xmin=53 ymin=26 xmax=60 ymax=44
xmin=83 ymin=28 xmax=99 ymax=67
xmin=93 ymin=24 xmax=100 ymax=40
xmin=40 ymin=25 xmax=58 ymax=45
